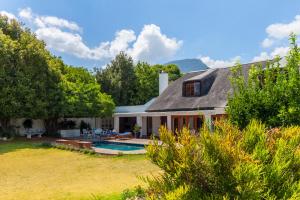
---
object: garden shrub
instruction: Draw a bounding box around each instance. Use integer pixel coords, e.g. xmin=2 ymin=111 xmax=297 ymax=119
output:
xmin=227 ymin=35 xmax=300 ymax=129
xmin=51 ymin=143 xmax=96 ymax=155
xmin=22 ymin=119 xmax=33 ymax=129
xmin=145 ymin=120 xmax=300 ymax=199
xmin=121 ymin=185 xmax=145 ymax=200
xmin=0 ymin=125 xmax=17 ymax=139
xmin=58 ymin=119 xmax=77 ymax=130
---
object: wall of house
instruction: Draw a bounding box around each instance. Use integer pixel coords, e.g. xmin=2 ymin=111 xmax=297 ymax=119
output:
xmin=152 ymin=116 xmax=161 ymax=136
xmin=65 ymin=117 xmax=113 ymax=130
xmin=9 ymin=117 xmax=114 ymax=136
xmin=10 ymin=118 xmax=45 ymax=136
xmin=141 ymin=117 xmax=147 ymax=136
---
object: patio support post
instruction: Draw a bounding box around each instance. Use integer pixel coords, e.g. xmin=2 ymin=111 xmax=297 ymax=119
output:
xmin=136 ymin=116 xmax=142 ymax=138
xmin=136 ymin=116 xmax=142 ymax=127
xmin=114 ymin=116 xmax=119 ymax=133
xmin=167 ymin=115 xmax=172 ymax=131
xmin=204 ymin=114 xmax=213 ymax=132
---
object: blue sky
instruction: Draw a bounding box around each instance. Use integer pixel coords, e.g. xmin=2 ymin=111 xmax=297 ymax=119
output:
xmin=1 ymin=0 xmax=300 ymax=69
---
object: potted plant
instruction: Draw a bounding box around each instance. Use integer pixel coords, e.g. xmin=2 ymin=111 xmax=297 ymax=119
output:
xmin=133 ymin=124 xmax=141 ymax=138
xmin=80 ymin=121 xmax=91 ymax=135
xmin=23 ymin=119 xmax=33 ymax=131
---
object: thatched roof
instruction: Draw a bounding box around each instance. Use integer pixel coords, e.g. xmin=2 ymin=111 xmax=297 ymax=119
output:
xmin=146 ymin=61 xmax=268 ymax=112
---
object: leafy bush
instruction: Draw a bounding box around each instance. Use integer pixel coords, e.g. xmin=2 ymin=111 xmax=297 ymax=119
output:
xmin=0 ymin=126 xmax=17 ymax=139
xmin=40 ymin=142 xmax=52 ymax=148
xmin=23 ymin=119 xmax=33 ymax=129
xmin=145 ymin=120 xmax=300 ymax=199
xmin=121 ymin=185 xmax=145 ymax=200
xmin=227 ymin=34 xmax=300 ymax=129
xmin=52 ymin=143 xmax=96 ymax=155
xmin=58 ymin=119 xmax=77 ymax=130
xmin=80 ymin=120 xmax=91 ymax=131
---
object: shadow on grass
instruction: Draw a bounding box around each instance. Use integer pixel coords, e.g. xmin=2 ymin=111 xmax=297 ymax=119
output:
xmin=0 ymin=137 xmax=56 ymax=155
xmin=0 ymin=137 xmax=148 ymax=161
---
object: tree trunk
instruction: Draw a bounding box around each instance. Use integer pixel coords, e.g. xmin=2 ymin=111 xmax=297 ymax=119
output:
xmin=44 ymin=118 xmax=59 ymax=137
xmin=0 ymin=118 xmax=10 ymax=130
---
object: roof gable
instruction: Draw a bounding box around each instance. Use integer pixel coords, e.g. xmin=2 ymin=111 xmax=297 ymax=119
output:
xmin=146 ymin=61 xmax=268 ymax=112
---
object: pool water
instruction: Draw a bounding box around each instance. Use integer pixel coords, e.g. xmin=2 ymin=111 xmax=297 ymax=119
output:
xmin=93 ymin=142 xmax=145 ymax=151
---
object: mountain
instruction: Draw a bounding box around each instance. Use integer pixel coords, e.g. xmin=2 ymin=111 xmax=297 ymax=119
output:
xmin=165 ymin=58 xmax=208 ymax=73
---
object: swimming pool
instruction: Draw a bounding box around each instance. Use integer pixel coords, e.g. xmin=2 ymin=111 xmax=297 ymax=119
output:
xmin=93 ymin=141 xmax=145 ymax=151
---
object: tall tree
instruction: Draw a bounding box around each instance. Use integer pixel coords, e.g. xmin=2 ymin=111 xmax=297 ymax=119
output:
xmin=61 ymin=65 xmax=114 ymax=117
xmin=132 ymin=63 xmax=182 ymax=105
xmin=152 ymin=64 xmax=182 ymax=81
xmin=227 ymin=34 xmax=300 ymax=128
xmin=133 ymin=62 xmax=159 ymax=105
xmin=0 ymin=15 xmax=115 ymax=135
xmin=0 ymin=16 xmax=56 ymax=129
xmin=96 ymin=52 xmax=136 ymax=106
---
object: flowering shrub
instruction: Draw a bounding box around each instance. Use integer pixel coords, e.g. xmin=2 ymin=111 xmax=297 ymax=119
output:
xmin=145 ymin=120 xmax=300 ymax=199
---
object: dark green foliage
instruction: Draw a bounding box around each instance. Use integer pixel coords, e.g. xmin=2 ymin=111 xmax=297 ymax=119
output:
xmin=22 ymin=119 xmax=33 ymax=129
xmin=96 ymin=52 xmax=136 ymax=106
xmin=58 ymin=119 xmax=76 ymax=130
xmin=132 ymin=62 xmax=182 ymax=105
xmin=132 ymin=62 xmax=159 ymax=105
xmin=121 ymin=186 xmax=145 ymax=200
xmin=80 ymin=120 xmax=91 ymax=130
xmin=39 ymin=142 xmax=52 ymax=148
xmin=95 ymin=54 xmax=182 ymax=106
xmin=61 ymin=65 xmax=115 ymax=118
xmin=0 ymin=16 xmax=114 ymax=135
xmin=227 ymin=34 xmax=300 ymax=129
xmin=52 ymin=143 xmax=96 ymax=155
xmin=145 ymin=120 xmax=300 ymax=199
xmin=0 ymin=125 xmax=16 ymax=139
xmin=152 ymin=63 xmax=182 ymax=82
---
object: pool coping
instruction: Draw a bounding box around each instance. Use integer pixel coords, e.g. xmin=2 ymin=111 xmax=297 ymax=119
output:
xmin=92 ymin=146 xmax=146 ymax=155
xmin=91 ymin=139 xmax=161 ymax=155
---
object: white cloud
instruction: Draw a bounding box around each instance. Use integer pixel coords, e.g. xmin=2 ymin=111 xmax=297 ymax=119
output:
xmin=35 ymin=16 xmax=80 ymax=31
xmin=266 ymin=15 xmax=300 ymax=39
xmin=35 ymin=27 xmax=135 ymax=60
xmin=19 ymin=7 xmax=80 ymax=31
xmin=261 ymin=15 xmax=300 ymax=48
xmin=0 ymin=11 xmax=17 ymax=20
xmin=35 ymin=25 xmax=180 ymax=63
xmin=200 ymin=56 xmax=240 ymax=68
xmin=129 ymin=24 xmax=182 ymax=63
xmin=18 ymin=7 xmax=32 ymax=20
xmin=270 ymin=46 xmax=289 ymax=57
xmin=36 ymin=23 xmax=180 ymax=62
xmin=35 ymin=27 xmax=97 ymax=59
xmin=252 ymin=52 xmax=270 ymax=62
xmin=261 ymin=38 xmax=274 ymax=48
xmin=16 ymin=8 xmax=181 ymax=63
xmin=109 ymin=29 xmax=136 ymax=56
xmin=252 ymin=46 xmax=289 ymax=62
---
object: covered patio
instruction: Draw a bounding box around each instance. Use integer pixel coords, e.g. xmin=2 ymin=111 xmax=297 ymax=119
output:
xmin=113 ymin=109 xmax=225 ymax=138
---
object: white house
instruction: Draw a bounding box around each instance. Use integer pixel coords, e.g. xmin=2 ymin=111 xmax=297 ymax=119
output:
xmin=113 ymin=61 xmax=266 ymax=137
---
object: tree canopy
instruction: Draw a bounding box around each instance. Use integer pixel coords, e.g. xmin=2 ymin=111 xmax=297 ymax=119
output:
xmin=96 ymin=52 xmax=136 ymax=106
xmin=227 ymin=34 xmax=300 ymax=129
xmin=96 ymin=53 xmax=182 ymax=106
xmin=61 ymin=65 xmax=114 ymax=118
xmin=0 ymin=15 xmax=114 ymax=133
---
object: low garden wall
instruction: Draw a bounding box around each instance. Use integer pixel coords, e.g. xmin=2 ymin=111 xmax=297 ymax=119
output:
xmin=59 ymin=129 xmax=81 ymax=138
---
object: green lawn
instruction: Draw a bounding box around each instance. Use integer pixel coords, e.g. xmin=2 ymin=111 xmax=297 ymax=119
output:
xmin=0 ymin=139 xmax=159 ymax=200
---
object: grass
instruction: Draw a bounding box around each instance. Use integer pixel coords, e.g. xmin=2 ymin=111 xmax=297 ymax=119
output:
xmin=0 ymin=139 xmax=159 ymax=200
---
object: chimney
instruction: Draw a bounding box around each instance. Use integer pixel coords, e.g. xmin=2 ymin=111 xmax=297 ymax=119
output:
xmin=159 ymin=72 xmax=168 ymax=95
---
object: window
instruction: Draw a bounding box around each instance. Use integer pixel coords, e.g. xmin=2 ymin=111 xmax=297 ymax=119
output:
xmin=183 ymin=81 xmax=201 ymax=97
